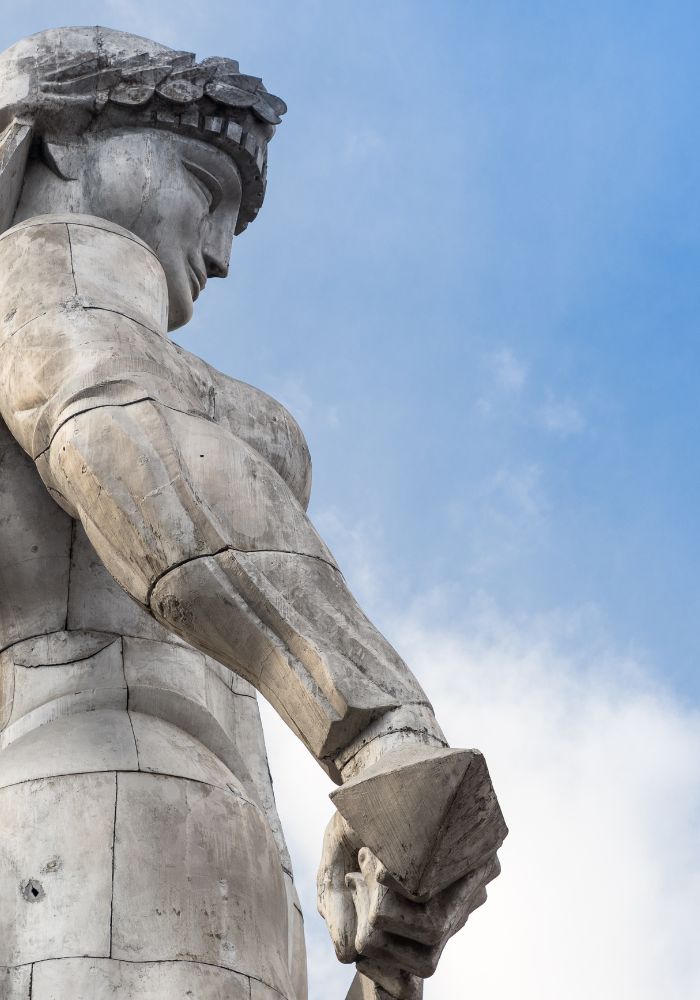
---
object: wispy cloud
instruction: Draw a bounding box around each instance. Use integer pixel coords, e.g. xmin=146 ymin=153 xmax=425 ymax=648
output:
xmin=490 ymin=347 xmax=528 ymax=391
xmin=342 ymin=128 xmax=388 ymax=163
xmin=260 ymin=518 xmax=700 ymax=1000
xmin=537 ymin=394 xmax=586 ymax=435
xmin=476 ymin=347 xmax=528 ymax=417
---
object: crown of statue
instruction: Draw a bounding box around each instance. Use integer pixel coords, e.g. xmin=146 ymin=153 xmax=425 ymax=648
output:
xmin=0 ymin=27 xmax=287 ymax=233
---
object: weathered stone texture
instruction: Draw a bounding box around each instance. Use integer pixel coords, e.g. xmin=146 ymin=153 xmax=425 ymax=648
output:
xmin=0 ymin=773 xmax=115 ymax=966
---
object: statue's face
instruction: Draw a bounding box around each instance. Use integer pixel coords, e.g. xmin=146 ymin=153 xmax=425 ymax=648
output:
xmin=16 ymin=130 xmax=243 ymax=330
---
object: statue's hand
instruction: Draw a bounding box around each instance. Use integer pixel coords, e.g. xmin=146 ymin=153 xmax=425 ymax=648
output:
xmin=317 ymin=812 xmax=499 ymax=998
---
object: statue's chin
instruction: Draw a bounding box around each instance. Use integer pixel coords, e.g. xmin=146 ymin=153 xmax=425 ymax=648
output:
xmin=167 ymin=303 xmax=194 ymax=332
xmin=165 ymin=278 xmax=195 ymax=333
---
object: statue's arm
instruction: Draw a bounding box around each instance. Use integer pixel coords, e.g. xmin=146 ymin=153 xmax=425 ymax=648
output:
xmin=0 ymin=215 xmax=445 ymax=781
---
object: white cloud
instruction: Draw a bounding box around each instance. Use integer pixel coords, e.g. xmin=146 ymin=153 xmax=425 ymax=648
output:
xmin=488 ymin=462 xmax=546 ymax=522
xmin=537 ymin=395 xmax=586 ymax=435
xmin=342 ymin=128 xmax=388 ymax=163
xmin=476 ymin=347 xmax=528 ymax=417
xmin=490 ymin=347 xmax=528 ymax=391
xmin=259 ymin=531 xmax=700 ymax=1000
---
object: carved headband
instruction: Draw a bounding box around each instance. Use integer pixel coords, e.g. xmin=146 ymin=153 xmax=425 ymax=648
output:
xmin=0 ymin=28 xmax=287 ymax=234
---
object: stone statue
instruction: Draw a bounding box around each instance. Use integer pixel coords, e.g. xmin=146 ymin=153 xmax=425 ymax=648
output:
xmin=0 ymin=27 xmax=506 ymax=1000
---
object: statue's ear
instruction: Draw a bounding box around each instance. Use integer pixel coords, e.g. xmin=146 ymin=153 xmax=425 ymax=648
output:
xmin=0 ymin=118 xmax=33 ymax=233
xmin=42 ymin=139 xmax=84 ymax=181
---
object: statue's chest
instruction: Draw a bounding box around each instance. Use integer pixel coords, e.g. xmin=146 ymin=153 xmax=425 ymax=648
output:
xmin=171 ymin=345 xmax=312 ymax=509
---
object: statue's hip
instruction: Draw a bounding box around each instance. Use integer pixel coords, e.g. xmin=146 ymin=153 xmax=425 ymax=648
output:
xmin=0 ymin=708 xmax=297 ymax=999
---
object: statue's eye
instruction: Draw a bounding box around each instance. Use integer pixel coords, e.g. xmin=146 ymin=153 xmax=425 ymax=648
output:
xmin=189 ymin=173 xmax=213 ymax=208
xmin=182 ymin=160 xmax=223 ymax=213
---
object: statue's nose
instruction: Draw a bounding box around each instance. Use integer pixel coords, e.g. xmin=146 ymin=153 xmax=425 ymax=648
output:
xmin=202 ymin=210 xmax=235 ymax=279
xmin=203 ymin=250 xmax=229 ymax=279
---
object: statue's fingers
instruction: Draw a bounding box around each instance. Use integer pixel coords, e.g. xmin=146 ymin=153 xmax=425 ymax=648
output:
xmin=358 ymin=845 xmax=390 ymax=886
xmin=360 ymin=928 xmax=441 ymax=980
xmin=346 ymin=870 xmax=374 ymax=956
xmin=428 ymin=855 xmax=500 ymax=924
xmin=330 ymin=887 xmax=361 ymax=963
xmin=319 ymin=877 xmax=358 ymax=963
xmin=317 ymin=814 xmax=363 ymax=963
xmin=371 ymin=892 xmax=444 ymax=946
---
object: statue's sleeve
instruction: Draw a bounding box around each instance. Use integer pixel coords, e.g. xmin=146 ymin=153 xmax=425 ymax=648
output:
xmin=0 ymin=214 xmax=446 ymax=781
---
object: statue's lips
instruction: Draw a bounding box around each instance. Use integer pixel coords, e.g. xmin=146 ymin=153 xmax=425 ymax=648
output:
xmin=187 ymin=261 xmax=207 ymax=301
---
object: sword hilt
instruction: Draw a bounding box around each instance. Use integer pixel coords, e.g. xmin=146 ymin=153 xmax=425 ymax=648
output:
xmin=346 ymin=970 xmax=423 ymax=1000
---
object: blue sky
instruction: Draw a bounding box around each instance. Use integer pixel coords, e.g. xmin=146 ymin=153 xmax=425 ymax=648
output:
xmin=3 ymin=4 xmax=700 ymax=998
xmin=192 ymin=1 xmax=698 ymax=699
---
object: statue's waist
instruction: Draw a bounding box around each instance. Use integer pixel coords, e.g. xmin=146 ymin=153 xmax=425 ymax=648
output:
xmin=0 ymin=627 xmax=257 ymax=772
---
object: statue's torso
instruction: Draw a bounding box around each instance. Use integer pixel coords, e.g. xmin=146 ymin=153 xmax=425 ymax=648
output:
xmin=0 ymin=361 xmax=310 ymax=999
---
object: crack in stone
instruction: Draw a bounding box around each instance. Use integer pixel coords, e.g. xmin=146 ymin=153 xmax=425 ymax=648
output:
xmin=65 ymin=223 xmax=79 ymax=298
xmin=14 ymin=639 xmax=118 ymax=669
xmin=0 ymin=629 xmax=65 ymax=658
xmin=12 ymin=954 xmax=289 ymax=998
xmin=145 ymin=543 xmax=340 ymax=609
xmin=109 ymin=772 xmax=118 ymax=958
xmin=36 ymin=394 xmax=215 ymax=465
xmin=0 ymin=767 xmax=261 ymax=812
xmin=64 ymin=518 xmax=76 ymax=633
xmin=0 ymin=308 xmax=50 ymax=342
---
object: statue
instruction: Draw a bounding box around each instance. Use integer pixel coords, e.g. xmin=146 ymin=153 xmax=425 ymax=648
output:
xmin=0 ymin=27 xmax=506 ymax=1000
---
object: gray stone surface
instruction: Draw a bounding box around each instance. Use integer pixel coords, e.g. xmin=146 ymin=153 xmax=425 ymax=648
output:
xmin=0 ymin=710 xmax=137 ymax=788
xmin=0 ymin=24 xmax=506 ymax=1000
xmin=31 ymin=959 xmax=251 ymax=999
xmin=0 ymin=964 xmax=31 ymax=1000
xmin=0 ymin=773 xmax=115 ymax=966
xmin=110 ymin=772 xmax=293 ymax=996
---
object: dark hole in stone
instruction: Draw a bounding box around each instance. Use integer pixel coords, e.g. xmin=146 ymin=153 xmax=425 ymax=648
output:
xmin=21 ymin=878 xmax=45 ymax=903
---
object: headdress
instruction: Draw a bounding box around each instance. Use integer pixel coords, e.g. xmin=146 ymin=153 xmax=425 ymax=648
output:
xmin=0 ymin=26 xmax=287 ymax=233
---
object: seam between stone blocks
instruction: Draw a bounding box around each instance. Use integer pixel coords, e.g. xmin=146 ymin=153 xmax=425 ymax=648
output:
xmin=123 ymin=637 xmax=141 ymax=772
xmin=64 ymin=519 xmax=76 ymax=634
xmin=145 ymin=545 xmax=340 ymax=608
xmin=0 ymin=629 xmax=65 ymax=658
xmin=10 ymin=955 xmax=286 ymax=997
xmin=65 ymin=224 xmax=78 ymax=298
xmin=0 ymin=766 xmax=260 ymax=808
xmin=13 ymin=643 xmax=118 ymax=669
xmin=109 ymin=771 xmax=118 ymax=959
xmin=34 ymin=393 xmax=225 ymax=475
xmin=0 ymin=216 xmax=160 ymax=261
xmin=1 ymin=632 xmax=257 ymax=704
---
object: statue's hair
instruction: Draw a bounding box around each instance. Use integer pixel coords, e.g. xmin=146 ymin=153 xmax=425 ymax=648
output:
xmin=0 ymin=27 xmax=287 ymax=234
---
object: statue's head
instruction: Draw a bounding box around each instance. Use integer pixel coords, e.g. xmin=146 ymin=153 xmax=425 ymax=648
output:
xmin=0 ymin=27 xmax=286 ymax=329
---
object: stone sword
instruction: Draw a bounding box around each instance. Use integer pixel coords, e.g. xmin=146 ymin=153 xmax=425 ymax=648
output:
xmin=330 ymin=744 xmax=508 ymax=1000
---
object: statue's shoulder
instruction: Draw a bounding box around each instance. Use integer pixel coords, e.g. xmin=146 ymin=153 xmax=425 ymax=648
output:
xmin=1 ymin=213 xmax=161 ymax=276
xmin=0 ymin=212 xmax=168 ymax=340
xmin=172 ymin=344 xmax=312 ymax=509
